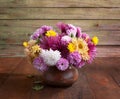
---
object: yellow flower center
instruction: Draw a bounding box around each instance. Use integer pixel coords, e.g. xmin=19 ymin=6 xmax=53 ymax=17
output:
xmin=46 ymin=30 xmax=57 ymax=37
xmin=78 ymin=43 xmax=83 ymax=49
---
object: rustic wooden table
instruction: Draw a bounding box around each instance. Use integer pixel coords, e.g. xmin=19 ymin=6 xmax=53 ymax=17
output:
xmin=0 ymin=57 xmax=120 ymax=99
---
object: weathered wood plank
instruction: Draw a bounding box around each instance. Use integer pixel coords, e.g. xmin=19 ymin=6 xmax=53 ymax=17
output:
xmin=83 ymin=58 xmax=120 ymax=99
xmin=0 ymin=75 xmax=33 ymax=99
xmin=0 ymin=57 xmax=120 ymax=99
xmin=0 ymin=58 xmax=33 ymax=99
xmin=0 ymin=58 xmax=23 ymax=87
xmin=12 ymin=57 xmax=40 ymax=75
xmin=0 ymin=45 xmax=120 ymax=57
xmin=109 ymin=65 xmax=120 ymax=87
xmin=0 ymin=20 xmax=120 ymax=31
xmin=0 ymin=57 xmax=23 ymax=73
xmin=0 ymin=20 xmax=120 ymax=45
xmin=0 ymin=30 xmax=120 ymax=45
xmin=0 ymin=8 xmax=120 ymax=19
xmin=0 ymin=0 xmax=120 ymax=7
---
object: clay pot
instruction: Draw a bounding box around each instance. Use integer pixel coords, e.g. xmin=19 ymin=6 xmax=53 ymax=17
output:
xmin=42 ymin=66 xmax=79 ymax=87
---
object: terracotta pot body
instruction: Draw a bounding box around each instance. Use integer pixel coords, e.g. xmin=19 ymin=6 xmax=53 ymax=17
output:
xmin=42 ymin=66 xmax=79 ymax=87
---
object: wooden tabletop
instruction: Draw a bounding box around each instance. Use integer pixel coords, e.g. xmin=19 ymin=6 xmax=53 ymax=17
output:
xmin=0 ymin=57 xmax=120 ymax=99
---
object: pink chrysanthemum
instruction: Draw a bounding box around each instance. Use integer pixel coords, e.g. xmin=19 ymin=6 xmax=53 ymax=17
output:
xmin=56 ymin=58 xmax=69 ymax=71
xmin=31 ymin=25 xmax=53 ymax=40
xmin=67 ymin=52 xmax=82 ymax=67
xmin=87 ymin=41 xmax=97 ymax=63
xmin=33 ymin=57 xmax=48 ymax=72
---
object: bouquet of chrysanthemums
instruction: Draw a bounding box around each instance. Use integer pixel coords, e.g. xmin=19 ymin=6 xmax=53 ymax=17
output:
xmin=23 ymin=22 xmax=99 ymax=72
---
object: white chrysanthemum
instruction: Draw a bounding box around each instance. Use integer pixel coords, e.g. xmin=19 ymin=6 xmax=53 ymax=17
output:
xmin=40 ymin=49 xmax=61 ymax=66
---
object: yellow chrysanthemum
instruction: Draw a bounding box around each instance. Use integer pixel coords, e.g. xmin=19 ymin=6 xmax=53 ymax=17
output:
xmin=71 ymin=38 xmax=90 ymax=60
xmin=28 ymin=40 xmax=36 ymax=46
xmin=72 ymin=38 xmax=88 ymax=54
xmin=31 ymin=45 xmax=41 ymax=54
xmin=46 ymin=30 xmax=57 ymax=37
xmin=92 ymin=36 xmax=99 ymax=45
xmin=67 ymin=43 xmax=75 ymax=53
xmin=23 ymin=42 xmax=28 ymax=47
xmin=81 ymin=52 xmax=90 ymax=61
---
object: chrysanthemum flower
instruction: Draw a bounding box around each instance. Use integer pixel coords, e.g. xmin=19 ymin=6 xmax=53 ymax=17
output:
xmin=28 ymin=40 xmax=36 ymax=47
xmin=56 ymin=58 xmax=69 ymax=71
xmin=67 ymin=52 xmax=82 ymax=67
xmin=31 ymin=45 xmax=41 ymax=54
xmin=23 ymin=42 xmax=28 ymax=47
xmin=92 ymin=36 xmax=99 ymax=45
xmin=61 ymin=35 xmax=71 ymax=43
xmin=40 ymin=49 xmax=61 ymax=66
xmin=87 ymin=41 xmax=97 ymax=63
xmin=33 ymin=57 xmax=48 ymax=72
xmin=76 ymin=27 xmax=82 ymax=38
xmin=67 ymin=43 xmax=76 ymax=53
xmin=46 ymin=30 xmax=57 ymax=37
xmin=71 ymin=38 xmax=90 ymax=60
xmin=30 ymin=25 xmax=53 ymax=40
xmin=77 ymin=60 xmax=86 ymax=68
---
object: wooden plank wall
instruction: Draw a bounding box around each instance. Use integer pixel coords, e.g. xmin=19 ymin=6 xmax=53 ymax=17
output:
xmin=0 ymin=0 xmax=120 ymax=57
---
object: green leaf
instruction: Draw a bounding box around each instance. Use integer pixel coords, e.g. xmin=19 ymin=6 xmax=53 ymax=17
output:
xmin=27 ymin=74 xmax=34 ymax=78
xmin=32 ymin=85 xmax=44 ymax=91
xmin=33 ymin=80 xmax=42 ymax=84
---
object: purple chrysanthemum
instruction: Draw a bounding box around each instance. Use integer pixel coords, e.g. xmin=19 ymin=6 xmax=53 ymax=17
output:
xmin=78 ymin=60 xmax=86 ymax=68
xmin=76 ymin=27 xmax=82 ymax=38
xmin=56 ymin=58 xmax=69 ymax=71
xmin=33 ymin=57 xmax=48 ymax=72
xmin=87 ymin=41 xmax=97 ymax=63
xmin=57 ymin=22 xmax=67 ymax=33
xmin=31 ymin=25 xmax=53 ymax=40
xmin=67 ymin=52 xmax=82 ymax=67
xmin=57 ymin=22 xmax=77 ymax=37
xmin=81 ymin=33 xmax=90 ymax=40
xmin=66 ymin=24 xmax=77 ymax=37
xmin=40 ymin=35 xmax=61 ymax=50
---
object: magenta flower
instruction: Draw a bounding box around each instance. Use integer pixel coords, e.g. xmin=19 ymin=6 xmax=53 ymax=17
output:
xmin=87 ymin=41 xmax=96 ymax=63
xmin=31 ymin=25 xmax=53 ymax=40
xmin=33 ymin=57 xmax=48 ymax=72
xmin=77 ymin=60 xmax=86 ymax=68
xmin=81 ymin=33 xmax=90 ymax=40
xmin=57 ymin=22 xmax=67 ymax=33
xmin=57 ymin=22 xmax=77 ymax=37
xmin=66 ymin=24 xmax=77 ymax=37
xmin=76 ymin=27 xmax=82 ymax=38
xmin=56 ymin=58 xmax=69 ymax=71
xmin=67 ymin=52 xmax=82 ymax=67
xmin=40 ymin=35 xmax=61 ymax=50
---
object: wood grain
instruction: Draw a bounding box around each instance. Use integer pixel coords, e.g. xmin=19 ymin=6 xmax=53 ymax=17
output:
xmin=0 ymin=20 xmax=120 ymax=45
xmin=83 ymin=58 xmax=120 ymax=99
xmin=0 ymin=0 xmax=120 ymax=57
xmin=0 ymin=8 xmax=120 ymax=19
xmin=0 ymin=0 xmax=120 ymax=7
xmin=0 ymin=45 xmax=120 ymax=57
xmin=0 ymin=30 xmax=120 ymax=45
xmin=0 ymin=20 xmax=120 ymax=31
xmin=0 ymin=57 xmax=22 ymax=87
xmin=0 ymin=57 xmax=120 ymax=99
